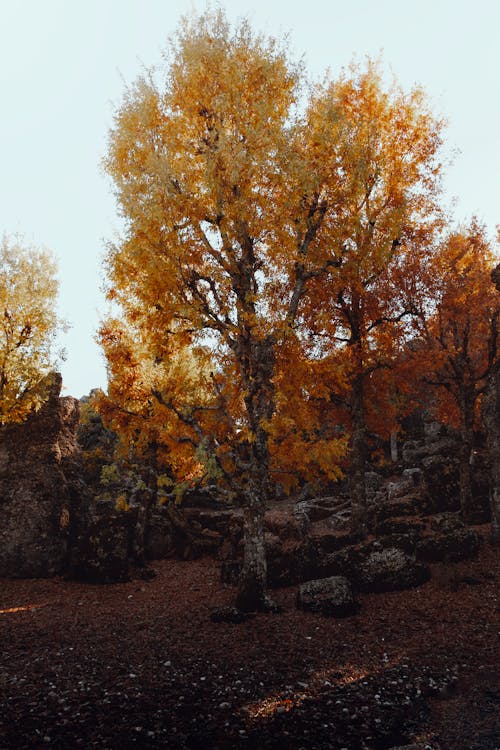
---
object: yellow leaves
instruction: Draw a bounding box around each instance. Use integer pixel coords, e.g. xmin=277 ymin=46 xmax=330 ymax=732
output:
xmin=0 ymin=236 xmax=63 ymax=425
xmin=114 ymin=494 xmax=130 ymax=513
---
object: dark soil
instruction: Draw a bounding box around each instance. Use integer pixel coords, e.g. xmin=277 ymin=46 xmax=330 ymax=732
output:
xmin=1 ymin=528 xmax=498 ymax=750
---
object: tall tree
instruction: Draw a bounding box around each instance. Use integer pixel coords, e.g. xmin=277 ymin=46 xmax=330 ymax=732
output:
xmin=301 ymin=64 xmax=444 ymax=533
xmin=101 ymin=10 xmax=351 ymax=611
xmin=0 ymin=235 xmax=63 ymax=424
xmin=415 ymin=222 xmax=499 ymax=521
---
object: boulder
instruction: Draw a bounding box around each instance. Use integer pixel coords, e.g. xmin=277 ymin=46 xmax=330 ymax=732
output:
xmin=422 ymin=454 xmax=461 ymax=513
xmin=429 ymin=512 xmax=464 ymax=534
xmin=144 ymin=506 xmax=175 ymax=559
xmin=210 ymin=606 xmax=255 ymax=624
xmin=357 ymin=547 xmax=430 ymax=593
xmin=321 ymin=539 xmax=430 ymax=593
xmin=296 ymin=576 xmax=359 ymax=617
xmin=0 ymin=373 xmax=85 ymax=578
xmin=375 ymin=517 xmax=425 ymax=537
xmin=265 ymin=509 xmax=305 ymax=541
xmin=373 ymin=494 xmax=424 ymax=524
xmin=416 ymin=528 xmax=481 ymax=563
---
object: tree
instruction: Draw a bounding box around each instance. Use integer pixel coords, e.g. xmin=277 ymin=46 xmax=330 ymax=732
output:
xmin=415 ymin=221 xmax=499 ymax=521
xmin=301 ymin=63 xmax=444 ymax=533
xmin=0 ymin=235 xmax=63 ymax=425
xmin=102 ymin=10 xmax=353 ymax=611
xmin=101 ymin=11 xmax=444 ymax=608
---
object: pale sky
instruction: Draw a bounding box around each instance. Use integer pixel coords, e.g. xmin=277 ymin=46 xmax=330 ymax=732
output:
xmin=0 ymin=0 xmax=499 ymax=397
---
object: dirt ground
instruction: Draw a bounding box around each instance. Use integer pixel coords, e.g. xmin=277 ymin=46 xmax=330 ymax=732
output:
xmin=0 ymin=530 xmax=498 ymax=750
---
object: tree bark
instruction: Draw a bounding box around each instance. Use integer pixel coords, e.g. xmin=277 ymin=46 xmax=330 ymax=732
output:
xmin=458 ymin=392 xmax=475 ymax=523
xmin=233 ymin=334 xmax=277 ymax=611
xmin=131 ymin=490 xmax=154 ymax=566
xmin=484 ymin=366 xmax=500 ymax=542
xmin=235 ymin=498 xmax=270 ymax=611
xmin=390 ymin=431 xmax=398 ymax=463
xmin=350 ymin=369 xmax=368 ymax=536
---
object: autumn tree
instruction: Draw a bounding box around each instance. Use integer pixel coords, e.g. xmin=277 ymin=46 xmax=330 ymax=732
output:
xmin=301 ymin=64 xmax=444 ymax=533
xmin=414 ymin=221 xmax=499 ymax=521
xmin=101 ymin=10 xmax=356 ymax=611
xmin=0 ymin=235 xmax=63 ymax=425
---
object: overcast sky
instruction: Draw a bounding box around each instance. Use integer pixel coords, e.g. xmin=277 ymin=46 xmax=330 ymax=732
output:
xmin=1 ymin=0 xmax=499 ymax=397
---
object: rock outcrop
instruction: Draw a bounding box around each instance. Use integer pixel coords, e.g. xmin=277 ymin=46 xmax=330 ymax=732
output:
xmin=0 ymin=374 xmax=84 ymax=577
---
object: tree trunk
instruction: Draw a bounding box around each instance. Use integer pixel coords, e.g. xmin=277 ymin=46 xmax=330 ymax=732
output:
xmin=350 ymin=370 xmax=368 ymax=536
xmin=131 ymin=490 xmax=153 ymax=566
xmin=233 ymin=334 xmax=277 ymax=611
xmin=484 ymin=366 xmax=500 ymax=542
xmin=235 ymin=499 xmax=270 ymax=612
xmin=459 ymin=393 xmax=475 ymax=523
xmin=390 ymin=431 xmax=398 ymax=462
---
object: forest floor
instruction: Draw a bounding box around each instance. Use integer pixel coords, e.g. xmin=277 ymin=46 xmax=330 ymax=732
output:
xmin=0 ymin=527 xmax=498 ymax=750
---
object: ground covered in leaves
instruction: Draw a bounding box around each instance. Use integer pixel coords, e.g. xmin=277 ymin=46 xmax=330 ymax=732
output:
xmin=1 ymin=531 xmax=498 ymax=750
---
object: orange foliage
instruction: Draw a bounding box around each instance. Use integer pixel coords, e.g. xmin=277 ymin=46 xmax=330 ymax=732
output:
xmin=412 ymin=220 xmax=499 ymax=431
xmin=99 ymin=11 xmax=446 ymax=508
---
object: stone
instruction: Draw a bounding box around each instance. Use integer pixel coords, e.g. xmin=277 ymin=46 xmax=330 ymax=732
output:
xmin=264 ymin=509 xmax=305 ymax=541
xmin=375 ymin=517 xmax=425 ymax=537
xmin=422 ymin=454 xmax=461 ymax=513
xmin=321 ymin=539 xmax=431 ymax=594
xmin=416 ymin=528 xmax=481 ymax=563
xmin=210 ymin=606 xmax=255 ymax=624
xmin=144 ymin=506 xmax=175 ymax=559
xmin=0 ymin=373 xmax=85 ymax=577
xmin=296 ymin=576 xmax=359 ymax=617
xmin=374 ymin=494 xmax=423 ymax=523
xmin=429 ymin=512 xmax=464 ymax=534
xmin=356 ymin=547 xmax=431 ymax=593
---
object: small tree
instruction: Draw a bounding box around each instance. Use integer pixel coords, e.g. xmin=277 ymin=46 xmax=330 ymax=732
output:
xmin=0 ymin=235 xmax=63 ymax=424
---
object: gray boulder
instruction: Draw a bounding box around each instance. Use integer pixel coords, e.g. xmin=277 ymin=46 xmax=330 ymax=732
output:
xmin=416 ymin=528 xmax=481 ymax=563
xmin=357 ymin=547 xmax=430 ymax=593
xmin=296 ymin=576 xmax=359 ymax=617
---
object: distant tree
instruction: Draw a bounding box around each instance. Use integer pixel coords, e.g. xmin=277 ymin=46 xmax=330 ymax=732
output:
xmin=415 ymin=221 xmax=499 ymax=521
xmin=0 ymin=235 xmax=63 ymax=425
